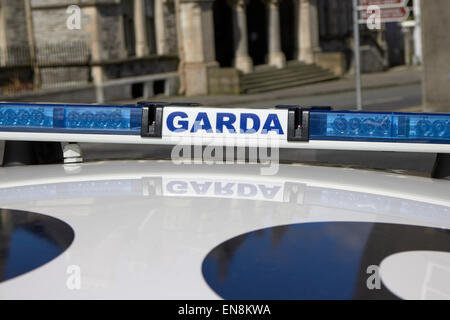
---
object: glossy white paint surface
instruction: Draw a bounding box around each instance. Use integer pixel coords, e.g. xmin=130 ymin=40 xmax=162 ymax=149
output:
xmin=0 ymin=160 xmax=449 ymax=299
xmin=380 ymin=251 xmax=450 ymax=300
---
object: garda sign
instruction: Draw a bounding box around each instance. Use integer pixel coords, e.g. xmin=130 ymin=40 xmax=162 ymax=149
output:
xmin=162 ymin=107 xmax=288 ymax=141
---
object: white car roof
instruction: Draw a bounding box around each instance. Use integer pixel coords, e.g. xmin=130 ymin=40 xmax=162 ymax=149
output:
xmin=0 ymin=160 xmax=449 ymax=300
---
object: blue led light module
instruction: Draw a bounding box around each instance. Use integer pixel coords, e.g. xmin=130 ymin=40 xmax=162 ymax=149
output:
xmin=309 ymin=111 xmax=450 ymax=144
xmin=0 ymin=103 xmax=142 ymax=135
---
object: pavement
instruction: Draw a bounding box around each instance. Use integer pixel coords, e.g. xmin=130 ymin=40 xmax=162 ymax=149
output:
xmin=229 ymin=83 xmax=422 ymax=111
xmin=123 ymin=66 xmax=423 ymax=111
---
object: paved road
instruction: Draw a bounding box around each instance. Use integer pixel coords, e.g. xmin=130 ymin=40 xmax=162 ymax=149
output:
xmin=120 ymin=83 xmax=422 ymax=111
xmin=118 ymin=67 xmax=423 ymax=112
xmin=228 ymin=83 xmax=422 ymax=111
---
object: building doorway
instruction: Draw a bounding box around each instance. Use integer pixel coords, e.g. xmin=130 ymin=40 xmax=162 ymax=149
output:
xmin=247 ymin=0 xmax=268 ymax=66
xmin=213 ymin=0 xmax=234 ymax=67
xmin=280 ymin=0 xmax=296 ymax=61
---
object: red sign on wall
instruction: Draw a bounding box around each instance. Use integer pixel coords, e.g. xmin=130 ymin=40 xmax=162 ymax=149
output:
xmin=359 ymin=6 xmax=410 ymax=23
xmin=358 ymin=0 xmax=408 ymax=8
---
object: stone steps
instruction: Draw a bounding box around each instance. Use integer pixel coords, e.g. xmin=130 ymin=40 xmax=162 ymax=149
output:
xmin=242 ymin=71 xmax=334 ymax=91
xmin=242 ymin=66 xmax=322 ymax=82
xmin=240 ymin=62 xmax=338 ymax=94
xmin=242 ymin=67 xmax=328 ymax=84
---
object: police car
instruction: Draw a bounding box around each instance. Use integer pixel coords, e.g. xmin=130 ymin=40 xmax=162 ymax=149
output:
xmin=0 ymin=101 xmax=449 ymax=300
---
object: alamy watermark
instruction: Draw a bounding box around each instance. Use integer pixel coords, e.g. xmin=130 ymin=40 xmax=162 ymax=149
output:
xmin=66 ymin=5 xmax=81 ymax=30
xmin=66 ymin=264 xmax=81 ymax=290
xmin=366 ymin=265 xmax=382 ymax=290
xmin=169 ymin=136 xmax=280 ymax=176
xmin=366 ymin=5 xmax=381 ymax=30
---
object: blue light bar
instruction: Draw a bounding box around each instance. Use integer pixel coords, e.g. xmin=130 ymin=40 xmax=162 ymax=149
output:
xmin=309 ymin=111 xmax=450 ymax=144
xmin=2 ymin=102 xmax=450 ymax=145
xmin=0 ymin=103 xmax=142 ymax=135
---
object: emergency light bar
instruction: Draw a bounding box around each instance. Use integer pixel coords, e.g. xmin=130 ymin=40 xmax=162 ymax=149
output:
xmin=0 ymin=103 xmax=142 ymax=135
xmin=1 ymin=102 xmax=450 ymax=153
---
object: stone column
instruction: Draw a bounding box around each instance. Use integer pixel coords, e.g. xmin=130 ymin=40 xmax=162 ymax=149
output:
xmin=402 ymin=25 xmax=414 ymax=66
xmin=413 ymin=0 xmax=422 ymax=65
xmin=179 ymin=0 xmax=218 ymax=96
xmin=84 ymin=7 xmax=104 ymax=86
xmin=230 ymin=0 xmax=253 ymax=73
xmin=134 ymin=0 xmax=150 ymax=57
xmin=155 ymin=0 xmax=168 ymax=55
xmin=298 ymin=0 xmax=320 ymax=64
xmin=266 ymin=0 xmax=286 ymax=68
xmin=0 ymin=7 xmax=5 ymax=61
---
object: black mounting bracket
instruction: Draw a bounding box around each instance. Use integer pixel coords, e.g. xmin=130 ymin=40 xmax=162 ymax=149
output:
xmin=431 ymin=153 xmax=450 ymax=179
xmin=139 ymin=102 xmax=164 ymax=138
xmin=138 ymin=101 xmax=202 ymax=138
xmin=276 ymin=105 xmax=332 ymax=142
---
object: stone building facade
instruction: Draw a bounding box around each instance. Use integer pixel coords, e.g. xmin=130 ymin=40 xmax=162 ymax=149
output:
xmin=421 ymin=0 xmax=450 ymax=112
xmin=0 ymin=0 xmax=32 ymax=90
xmin=178 ymin=0 xmax=394 ymax=95
xmin=0 ymin=0 xmax=400 ymax=99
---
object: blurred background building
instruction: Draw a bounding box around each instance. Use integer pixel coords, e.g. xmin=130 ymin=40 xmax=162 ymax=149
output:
xmin=0 ymin=0 xmax=425 ymax=104
xmin=421 ymin=0 xmax=450 ymax=112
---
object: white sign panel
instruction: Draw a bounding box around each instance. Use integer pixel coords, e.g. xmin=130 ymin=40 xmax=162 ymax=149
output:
xmin=359 ymin=6 xmax=410 ymax=23
xmin=161 ymin=106 xmax=288 ymax=141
